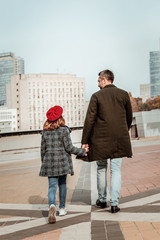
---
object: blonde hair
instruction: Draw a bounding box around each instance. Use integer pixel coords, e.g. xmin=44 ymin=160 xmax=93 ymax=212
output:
xmin=43 ymin=116 xmax=65 ymax=130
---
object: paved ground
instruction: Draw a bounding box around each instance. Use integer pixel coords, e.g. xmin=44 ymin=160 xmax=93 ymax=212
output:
xmin=0 ymin=137 xmax=160 ymax=239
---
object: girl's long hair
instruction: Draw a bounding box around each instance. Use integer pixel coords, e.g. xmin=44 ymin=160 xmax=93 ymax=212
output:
xmin=43 ymin=116 xmax=65 ymax=130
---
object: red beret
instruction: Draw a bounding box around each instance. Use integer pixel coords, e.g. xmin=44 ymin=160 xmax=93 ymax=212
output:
xmin=46 ymin=106 xmax=63 ymax=121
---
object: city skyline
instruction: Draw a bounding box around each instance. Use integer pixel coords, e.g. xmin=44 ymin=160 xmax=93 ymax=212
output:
xmin=1 ymin=0 xmax=160 ymax=100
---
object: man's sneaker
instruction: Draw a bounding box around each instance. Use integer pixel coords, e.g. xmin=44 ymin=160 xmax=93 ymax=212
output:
xmin=96 ymin=199 xmax=107 ymax=208
xmin=48 ymin=204 xmax=56 ymax=223
xmin=59 ymin=208 xmax=67 ymax=216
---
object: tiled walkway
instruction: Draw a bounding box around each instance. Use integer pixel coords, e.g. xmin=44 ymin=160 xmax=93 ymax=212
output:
xmin=0 ymin=137 xmax=160 ymax=239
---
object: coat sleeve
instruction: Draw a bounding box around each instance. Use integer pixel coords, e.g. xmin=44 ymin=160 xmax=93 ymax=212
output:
xmin=81 ymin=94 xmax=98 ymax=144
xmin=125 ymin=93 xmax=133 ymax=130
xmin=41 ymin=133 xmax=46 ymax=162
xmin=63 ymin=128 xmax=86 ymax=156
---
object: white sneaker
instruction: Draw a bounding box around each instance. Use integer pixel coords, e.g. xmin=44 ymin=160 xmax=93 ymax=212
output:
xmin=56 ymin=205 xmax=59 ymax=214
xmin=59 ymin=208 xmax=67 ymax=216
xmin=48 ymin=204 xmax=56 ymax=223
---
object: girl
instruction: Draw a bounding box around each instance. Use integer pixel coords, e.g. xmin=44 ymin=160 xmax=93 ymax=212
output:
xmin=39 ymin=105 xmax=88 ymax=223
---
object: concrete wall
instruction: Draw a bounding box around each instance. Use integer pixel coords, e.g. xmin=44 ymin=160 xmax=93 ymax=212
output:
xmin=1 ymin=109 xmax=159 ymax=151
xmin=134 ymin=109 xmax=160 ymax=138
xmin=0 ymin=129 xmax=82 ymax=152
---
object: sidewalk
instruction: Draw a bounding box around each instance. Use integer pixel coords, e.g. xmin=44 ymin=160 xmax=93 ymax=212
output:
xmin=0 ymin=137 xmax=160 ymax=240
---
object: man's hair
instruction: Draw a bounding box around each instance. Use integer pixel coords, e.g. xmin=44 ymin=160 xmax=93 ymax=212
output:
xmin=98 ymin=69 xmax=114 ymax=83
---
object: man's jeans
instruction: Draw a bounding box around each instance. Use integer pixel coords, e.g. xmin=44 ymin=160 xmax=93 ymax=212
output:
xmin=48 ymin=175 xmax=67 ymax=208
xmin=97 ymin=158 xmax=122 ymax=206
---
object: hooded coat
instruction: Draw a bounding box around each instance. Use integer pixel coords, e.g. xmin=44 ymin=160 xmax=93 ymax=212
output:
xmin=81 ymin=84 xmax=132 ymax=161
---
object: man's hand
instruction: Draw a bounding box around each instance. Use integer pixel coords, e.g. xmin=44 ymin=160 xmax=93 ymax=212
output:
xmin=82 ymin=144 xmax=89 ymax=156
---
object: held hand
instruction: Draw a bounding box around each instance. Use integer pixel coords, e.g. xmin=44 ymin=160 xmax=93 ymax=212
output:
xmin=84 ymin=148 xmax=89 ymax=156
xmin=82 ymin=144 xmax=89 ymax=150
xmin=85 ymin=147 xmax=89 ymax=153
xmin=82 ymin=144 xmax=89 ymax=156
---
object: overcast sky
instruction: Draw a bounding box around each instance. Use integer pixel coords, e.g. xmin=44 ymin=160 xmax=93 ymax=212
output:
xmin=1 ymin=0 xmax=160 ymax=100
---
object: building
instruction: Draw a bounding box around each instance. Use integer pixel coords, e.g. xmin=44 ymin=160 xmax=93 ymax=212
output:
xmin=0 ymin=108 xmax=17 ymax=132
xmin=6 ymin=73 xmax=86 ymax=131
xmin=133 ymin=109 xmax=160 ymax=138
xmin=130 ymin=109 xmax=160 ymax=139
xmin=0 ymin=52 xmax=24 ymax=106
xmin=130 ymin=116 xmax=138 ymax=138
xmin=140 ymin=83 xmax=150 ymax=102
xmin=150 ymin=51 xmax=160 ymax=97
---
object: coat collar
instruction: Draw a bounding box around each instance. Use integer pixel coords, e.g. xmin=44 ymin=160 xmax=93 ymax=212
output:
xmin=103 ymin=84 xmax=116 ymax=89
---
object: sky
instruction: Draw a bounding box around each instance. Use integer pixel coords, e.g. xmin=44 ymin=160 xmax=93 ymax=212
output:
xmin=0 ymin=0 xmax=160 ymax=101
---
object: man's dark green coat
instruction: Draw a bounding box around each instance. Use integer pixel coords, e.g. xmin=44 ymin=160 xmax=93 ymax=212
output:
xmin=82 ymin=85 xmax=133 ymax=161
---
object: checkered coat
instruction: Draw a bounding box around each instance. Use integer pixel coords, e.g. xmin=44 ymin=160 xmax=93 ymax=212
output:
xmin=39 ymin=126 xmax=85 ymax=177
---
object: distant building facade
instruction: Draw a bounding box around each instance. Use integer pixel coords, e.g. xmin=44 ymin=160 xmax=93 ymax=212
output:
xmin=140 ymin=83 xmax=150 ymax=102
xmin=133 ymin=109 xmax=160 ymax=138
xmin=150 ymin=51 xmax=160 ymax=97
xmin=0 ymin=108 xmax=17 ymax=132
xmin=0 ymin=52 xmax=24 ymax=106
xmin=7 ymin=74 xmax=86 ymax=131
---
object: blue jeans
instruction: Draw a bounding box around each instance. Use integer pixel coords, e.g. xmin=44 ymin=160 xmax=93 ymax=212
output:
xmin=48 ymin=175 xmax=67 ymax=208
xmin=97 ymin=158 xmax=122 ymax=206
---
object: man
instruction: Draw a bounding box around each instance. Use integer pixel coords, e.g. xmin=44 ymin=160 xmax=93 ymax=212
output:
xmin=82 ymin=69 xmax=132 ymax=213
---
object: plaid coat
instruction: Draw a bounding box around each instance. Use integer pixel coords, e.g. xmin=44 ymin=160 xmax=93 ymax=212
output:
xmin=39 ymin=126 xmax=85 ymax=177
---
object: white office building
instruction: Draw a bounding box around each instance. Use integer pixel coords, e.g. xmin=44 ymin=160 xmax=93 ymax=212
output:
xmin=140 ymin=83 xmax=150 ymax=102
xmin=0 ymin=108 xmax=17 ymax=132
xmin=6 ymin=73 xmax=86 ymax=131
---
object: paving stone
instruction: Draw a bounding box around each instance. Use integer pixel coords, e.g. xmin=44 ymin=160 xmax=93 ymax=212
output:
xmin=1 ymin=137 xmax=160 ymax=239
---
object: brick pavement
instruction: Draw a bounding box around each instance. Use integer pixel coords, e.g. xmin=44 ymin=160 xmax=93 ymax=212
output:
xmin=0 ymin=137 xmax=160 ymax=239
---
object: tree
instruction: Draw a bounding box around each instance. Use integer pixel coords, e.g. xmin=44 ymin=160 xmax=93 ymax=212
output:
xmin=138 ymin=102 xmax=151 ymax=111
xmin=139 ymin=96 xmax=160 ymax=111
